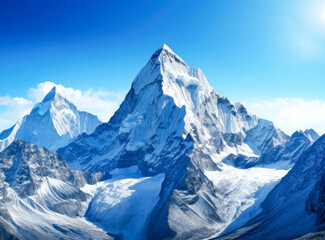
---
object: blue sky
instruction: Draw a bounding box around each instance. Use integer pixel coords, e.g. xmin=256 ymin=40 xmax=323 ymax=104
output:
xmin=1 ymin=0 xmax=325 ymax=134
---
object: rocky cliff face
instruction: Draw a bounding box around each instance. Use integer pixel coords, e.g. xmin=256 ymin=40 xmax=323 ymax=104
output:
xmin=0 ymin=140 xmax=111 ymax=240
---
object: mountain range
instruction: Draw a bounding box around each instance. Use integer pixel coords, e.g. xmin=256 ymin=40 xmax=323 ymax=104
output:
xmin=0 ymin=45 xmax=324 ymax=240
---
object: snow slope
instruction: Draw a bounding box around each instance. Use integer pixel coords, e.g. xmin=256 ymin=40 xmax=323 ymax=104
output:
xmin=206 ymin=164 xmax=288 ymax=237
xmin=217 ymin=135 xmax=325 ymax=240
xmin=0 ymin=87 xmax=101 ymax=152
xmin=82 ymin=166 xmax=165 ymax=239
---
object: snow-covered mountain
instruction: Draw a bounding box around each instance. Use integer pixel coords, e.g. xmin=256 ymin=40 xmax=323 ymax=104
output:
xmin=217 ymin=134 xmax=325 ymax=240
xmin=59 ymin=44 xmax=292 ymax=239
xmin=224 ymin=129 xmax=319 ymax=169
xmin=0 ymin=140 xmax=112 ymax=240
xmin=59 ymin=45 xmax=288 ymax=173
xmin=0 ymin=87 xmax=101 ymax=152
xmin=304 ymin=129 xmax=320 ymax=142
xmin=1 ymin=44 xmax=321 ymax=240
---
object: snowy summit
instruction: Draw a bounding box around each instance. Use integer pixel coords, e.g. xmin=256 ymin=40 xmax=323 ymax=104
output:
xmin=0 ymin=86 xmax=101 ymax=151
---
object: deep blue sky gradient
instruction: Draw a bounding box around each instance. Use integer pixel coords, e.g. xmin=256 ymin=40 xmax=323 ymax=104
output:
xmin=1 ymin=0 xmax=324 ymax=102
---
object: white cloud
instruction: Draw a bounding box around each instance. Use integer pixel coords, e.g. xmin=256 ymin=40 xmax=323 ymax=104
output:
xmin=0 ymin=82 xmax=125 ymax=132
xmin=0 ymin=96 xmax=34 ymax=131
xmin=244 ymin=97 xmax=325 ymax=135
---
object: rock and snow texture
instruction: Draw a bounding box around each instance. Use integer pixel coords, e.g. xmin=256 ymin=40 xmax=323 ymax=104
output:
xmin=0 ymin=87 xmax=101 ymax=152
xmin=205 ymin=164 xmax=288 ymax=237
xmin=0 ymin=140 xmax=165 ymax=240
xmin=82 ymin=166 xmax=165 ymax=239
xmin=59 ymin=44 xmax=294 ymax=239
xmin=1 ymin=44 xmax=320 ymax=240
xmin=0 ymin=140 xmax=112 ymax=240
xmin=59 ymin=44 xmax=287 ymax=174
xmin=217 ymin=135 xmax=325 ymax=240
xmin=224 ymin=129 xmax=319 ymax=169
xmin=303 ymin=129 xmax=320 ymax=142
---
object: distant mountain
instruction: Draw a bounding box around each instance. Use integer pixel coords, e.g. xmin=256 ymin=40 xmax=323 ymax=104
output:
xmin=217 ymin=134 xmax=325 ymax=240
xmin=0 ymin=87 xmax=101 ymax=152
xmin=224 ymin=129 xmax=319 ymax=169
xmin=0 ymin=140 xmax=112 ymax=239
xmin=303 ymin=129 xmax=320 ymax=142
xmin=59 ymin=44 xmax=290 ymax=239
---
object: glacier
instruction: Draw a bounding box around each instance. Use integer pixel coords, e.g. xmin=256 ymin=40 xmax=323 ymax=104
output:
xmin=82 ymin=166 xmax=165 ymax=239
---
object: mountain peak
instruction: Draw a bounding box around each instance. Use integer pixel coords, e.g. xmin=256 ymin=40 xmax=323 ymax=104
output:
xmin=149 ymin=44 xmax=185 ymax=65
xmin=42 ymin=86 xmax=63 ymax=103
xmin=291 ymin=129 xmax=320 ymax=142
xmin=30 ymin=87 xmax=69 ymax=116
xmin=303 ymin=128 xmax=320 ymax=142
xmin=133 ymin=44 xmax=213 ymax=101
xmin=160 ymin=43 xmax=174 ymax=53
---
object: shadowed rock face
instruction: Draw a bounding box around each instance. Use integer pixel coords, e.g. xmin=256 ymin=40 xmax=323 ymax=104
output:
xmin=306 ymin=165 xmax=325 ymax=226
xmin=0 ymin=224 xmax=18 ymax=240
xmin=294 ymin=230 xmax=325 ymax=240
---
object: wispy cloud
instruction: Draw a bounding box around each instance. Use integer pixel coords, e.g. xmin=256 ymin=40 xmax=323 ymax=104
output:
xmin=244 ymin=97 xmax=325 ymax=135
xmin=0 ymin=82 xmax=125 ymax=132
